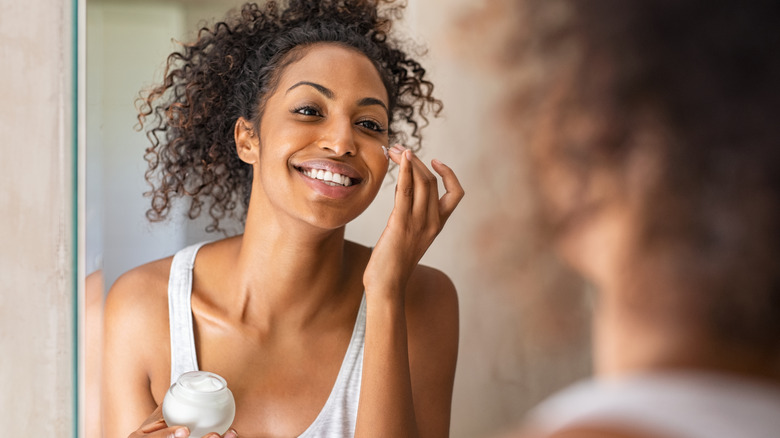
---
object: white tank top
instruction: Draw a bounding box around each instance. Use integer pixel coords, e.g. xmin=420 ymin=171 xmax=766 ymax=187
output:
xmin=167 ymin=241 xmax=366 ymax=437
xmin=526 ymin=371 xmax=780 ymax=438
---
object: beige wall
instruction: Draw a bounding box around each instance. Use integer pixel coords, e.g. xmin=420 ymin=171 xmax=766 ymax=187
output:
xmin=0 ymin=0 xmax=75 ymax=435
xmin=406 ymin=2 xmax=593 ymax=436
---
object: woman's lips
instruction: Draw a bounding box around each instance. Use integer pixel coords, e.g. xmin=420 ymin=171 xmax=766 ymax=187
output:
xmin=293 ymin=159 xmax=364 ymax=187
xmin=299 ymin=167 xmax=355 ymax=186
xmin=293 ymin=159 xmax=364 ymax=199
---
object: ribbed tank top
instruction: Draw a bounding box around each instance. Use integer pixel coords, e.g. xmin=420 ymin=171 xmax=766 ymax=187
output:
xmin=167 ymin=242 xmax=366 ymax=437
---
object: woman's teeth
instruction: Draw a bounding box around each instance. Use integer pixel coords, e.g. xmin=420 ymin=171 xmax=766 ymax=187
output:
xmin=301 ymin=168 xmax=353 ymax=187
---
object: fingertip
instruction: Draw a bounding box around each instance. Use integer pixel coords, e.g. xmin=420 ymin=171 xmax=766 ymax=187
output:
xmin=398 ymin=149 xmax=409 ymax=167
xmin=173 ymin=427 xmax=190 ymax=438
xmin=404 ymin=149 xmax=413 ymax=160
xmin=431 ymin=158 xmax=455 ymax=176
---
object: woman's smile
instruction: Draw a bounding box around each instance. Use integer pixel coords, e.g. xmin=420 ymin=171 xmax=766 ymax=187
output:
xmin=246 ymin=42 xmax=391 ymax=228
xmin=293 ymin=158 xmax=365 ymax=199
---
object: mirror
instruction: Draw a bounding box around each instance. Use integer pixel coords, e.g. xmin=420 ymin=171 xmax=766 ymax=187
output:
xmin=85 ymin=3 xmax=250 ymax=437
xmin=84 ymin=1 xmax=591 ymax=437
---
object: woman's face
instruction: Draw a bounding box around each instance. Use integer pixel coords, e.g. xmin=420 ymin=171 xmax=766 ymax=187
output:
xmin=245 ymin=43 xmax=391 ymax=230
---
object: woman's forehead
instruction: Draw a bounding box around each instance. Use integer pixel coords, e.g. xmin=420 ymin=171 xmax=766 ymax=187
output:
xmin=275 ymin=43 xmax=388 ymax=102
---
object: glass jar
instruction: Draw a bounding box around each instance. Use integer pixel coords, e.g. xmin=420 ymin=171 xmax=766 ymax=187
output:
xmin=162 ymin=371 xmax=236 ymax=437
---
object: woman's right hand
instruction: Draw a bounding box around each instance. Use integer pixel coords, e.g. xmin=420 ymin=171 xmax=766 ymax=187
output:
xmin=128 ymin=405 xmax=238 ymax=438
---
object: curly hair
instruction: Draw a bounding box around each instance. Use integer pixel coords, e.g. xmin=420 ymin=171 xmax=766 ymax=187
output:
xmin=499 ymin=0 xmax=780 ymax=349
xmin=136 ymin=0 xmax=442 ymax=232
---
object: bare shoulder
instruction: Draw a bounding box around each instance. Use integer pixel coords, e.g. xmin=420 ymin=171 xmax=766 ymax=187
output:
xmin=103 ymin=257 xmax=173 ymax=368
xmin=404 ymin=264 xmax=459 ymax=370
xmin=404 ymin=264 xmax=459 ymax=359
xmin=404 ymin=265 xmax=459 ymax=435
xmin=105 ymin=257 xmax=172 ymax=321
xmin=102 ymin=256 xmax=179 ymax=436
xmin=405 ymin=264 xmax=459 ymax=322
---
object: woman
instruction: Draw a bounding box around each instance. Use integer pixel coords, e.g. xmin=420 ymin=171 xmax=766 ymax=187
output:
xmin=484 ymin=0 xmax=780 ymax=437
xmin=101 ymin=1 xmax=463 ymax=437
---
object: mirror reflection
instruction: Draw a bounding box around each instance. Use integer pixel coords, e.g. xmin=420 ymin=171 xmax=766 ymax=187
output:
xmin=85 ymin=1 xmax=591 ymax=437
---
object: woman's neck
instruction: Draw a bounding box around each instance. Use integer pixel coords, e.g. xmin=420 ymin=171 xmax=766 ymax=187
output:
xmin=593 ymin=285 xmax=780 ymax=382
xmin=219 ymin=207 xmax=360 ymax=331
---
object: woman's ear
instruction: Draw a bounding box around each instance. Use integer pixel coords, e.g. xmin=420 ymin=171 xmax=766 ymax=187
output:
xmin=235 ymin=117 xmax=260 ymax=164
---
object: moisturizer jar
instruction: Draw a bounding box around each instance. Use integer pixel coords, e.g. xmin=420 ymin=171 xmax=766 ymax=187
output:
xmin=162 ymin=371 xmax=236 ymax=437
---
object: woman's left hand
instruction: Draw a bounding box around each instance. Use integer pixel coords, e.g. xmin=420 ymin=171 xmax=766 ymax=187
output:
xmin=363 ymin=144 xmax=464 ymax=297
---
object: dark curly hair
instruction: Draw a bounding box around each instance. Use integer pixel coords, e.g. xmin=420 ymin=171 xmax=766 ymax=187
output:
xmin=500 ymin=0 xmax=780 ymax=349
xmin=136 ymin=0 xmax=442 ymax=232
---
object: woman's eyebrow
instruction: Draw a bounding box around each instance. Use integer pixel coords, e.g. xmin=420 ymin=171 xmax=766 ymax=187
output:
xmin=286 ymin=81 xmax=333 ymax=98
xmin=287 ymin=80 xmax=389 ymax=116
xmin=358 ymin=97 xmax=389 ymax=115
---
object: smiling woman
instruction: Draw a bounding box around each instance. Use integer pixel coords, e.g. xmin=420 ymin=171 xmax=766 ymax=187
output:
xmin=100 ymin=1 xmax=463 ymax=438
xmin=233 ymin=44 xmax=393 ymax=228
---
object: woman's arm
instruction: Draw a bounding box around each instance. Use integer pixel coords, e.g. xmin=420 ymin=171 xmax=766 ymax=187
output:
xmin=357 ymin=145 xmax=464 ymax=438
xmin=405 ymin=267 xmax=459 ymax=438
xmin=102 ymin=267 xmax=180 ymax=438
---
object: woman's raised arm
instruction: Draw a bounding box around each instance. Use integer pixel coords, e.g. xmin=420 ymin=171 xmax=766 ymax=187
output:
xmin=357 ymin=145 xmax=464 ymax=438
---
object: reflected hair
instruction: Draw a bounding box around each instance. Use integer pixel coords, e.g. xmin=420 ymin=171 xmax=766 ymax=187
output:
xmin=504 ymin=0 xmax=780 ymax=348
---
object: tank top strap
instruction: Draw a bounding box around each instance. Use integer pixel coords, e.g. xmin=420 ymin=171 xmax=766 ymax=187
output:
xmin=298 ymin=293 xmax=366 ymax=437
xmin=167 ymin=241 xmax=209 ymax=385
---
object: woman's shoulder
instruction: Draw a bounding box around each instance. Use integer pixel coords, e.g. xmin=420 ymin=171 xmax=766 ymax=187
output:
xmin=404 ymin=263 xmax=459 ymax=357
xmin=102 ymin=255 xmax=177 ymax=383
xmin=107 ymin=257 xmax=173 ymax=306
xmin=406 ymin=264 xmax=458 ymax=315
xmin=402 ymin=264 xmax=460 ymax=423
xmin=103 ymin=256 xmax=174 ymax=336
xmin=104 ymin=237 xmax=239 ymax=311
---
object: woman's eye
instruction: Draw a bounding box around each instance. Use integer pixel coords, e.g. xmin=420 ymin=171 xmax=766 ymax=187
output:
xmin=293 ymin=106 xmax=321 ymax=117
xmin=357 ymin=119 xmax=386 ymax=133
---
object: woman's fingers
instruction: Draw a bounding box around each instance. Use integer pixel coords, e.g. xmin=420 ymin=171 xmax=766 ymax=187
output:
xmin=388 ymin=144 xmax=462 ymax=229
xmin=136 ymin=421 xmax=189 ymax=437
xmin=431 ymin=159 xmax=464 ymax=223
xmin=134 ymin=405 xmax=190 ymax=438
xmin=138 ymin=405 xmax=166 ymax=432
xmin=390 ymin=145 xmax=438 ymax=217
xmin=387 ymin=144 xmax=404 ymax=165
xmin=405 ymin=150 xmax=440 ymax=221
xmin=393 ymin=146 xmax=414 ymax=220
xmin=131 ymin=405 xmax=237 ymax=438
xmin=403 ymin=149 xmax=438 ymax=221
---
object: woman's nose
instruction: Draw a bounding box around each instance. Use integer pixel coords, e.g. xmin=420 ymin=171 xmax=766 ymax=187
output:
xmin=318 ymin=117 xmax=357 ymax=156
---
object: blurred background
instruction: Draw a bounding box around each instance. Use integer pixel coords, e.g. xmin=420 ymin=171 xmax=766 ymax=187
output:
xmin=85 ymin=0 xmax=592 ymax=436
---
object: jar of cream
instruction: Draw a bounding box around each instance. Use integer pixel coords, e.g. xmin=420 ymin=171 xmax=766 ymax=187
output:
xmin=162 ymin=371 xmax=236 ymax=437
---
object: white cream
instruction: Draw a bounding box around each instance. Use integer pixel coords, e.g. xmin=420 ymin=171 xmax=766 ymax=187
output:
xmin=163 ymin=371 xmax=236 ymax=437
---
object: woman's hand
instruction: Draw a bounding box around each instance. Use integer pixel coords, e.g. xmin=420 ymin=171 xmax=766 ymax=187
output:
xmin=128 ymin=405 xmax=238 ymax=438
xmin=357 ymin=144 xmax=462 ymax=437
xmin=363 ymin=144 xmax=464 ymax=297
